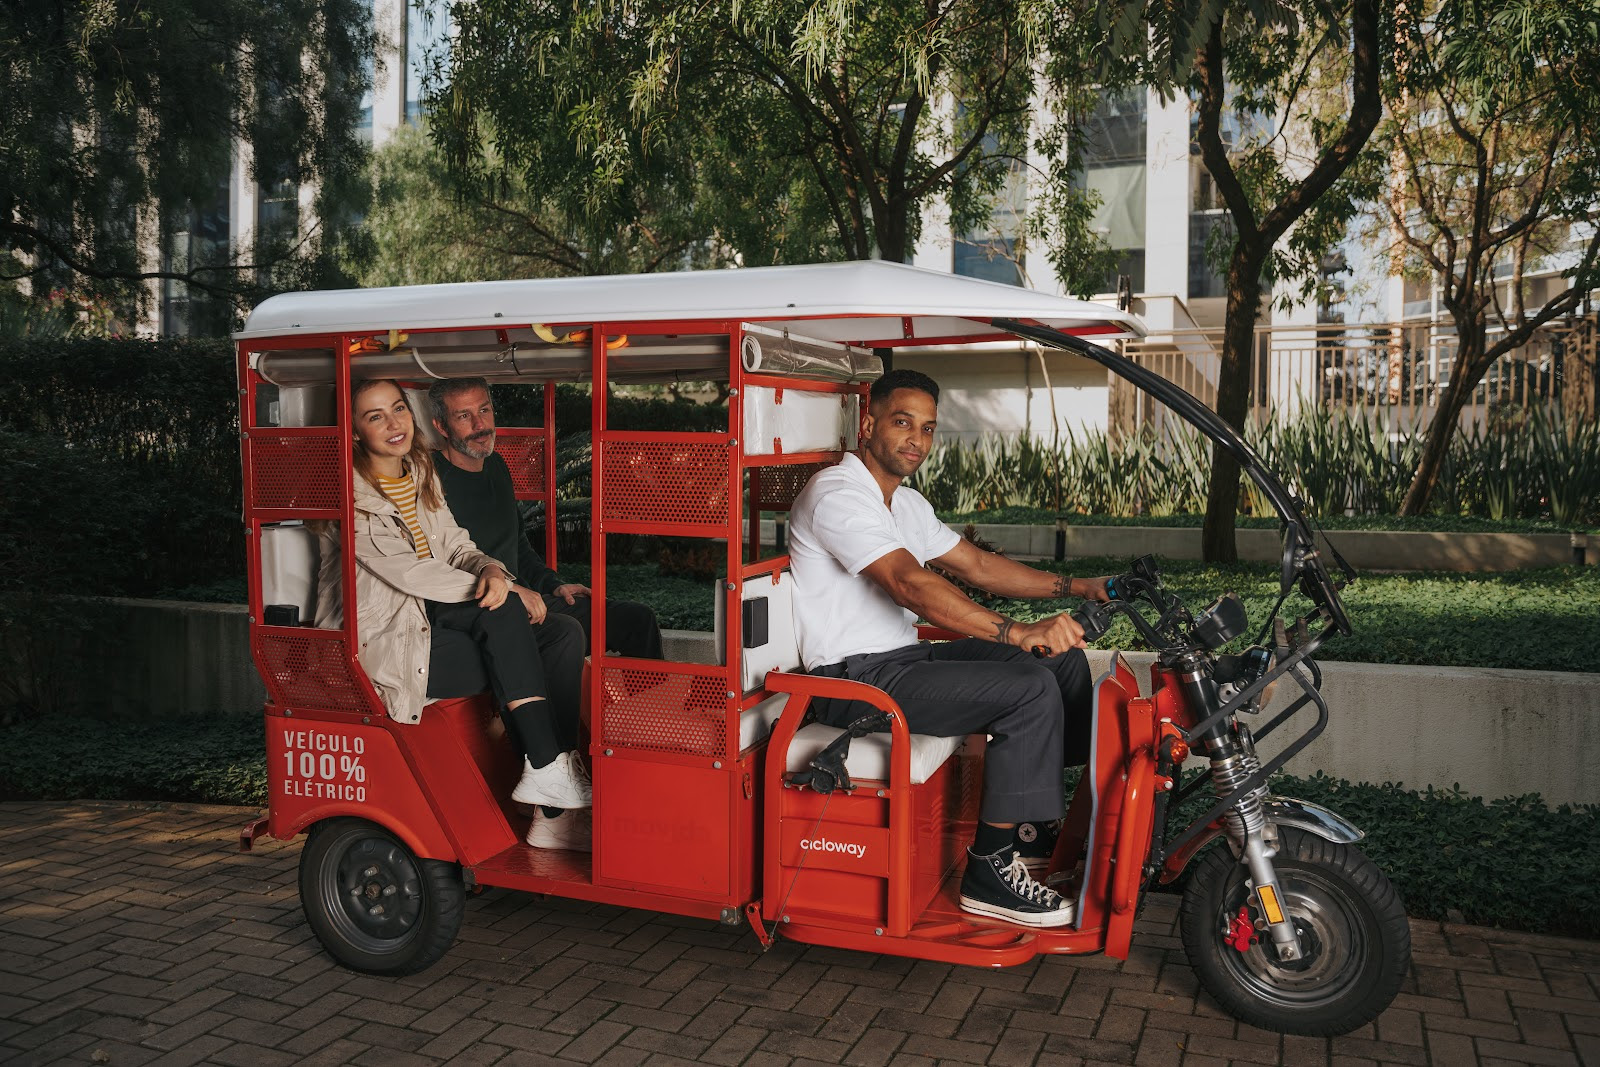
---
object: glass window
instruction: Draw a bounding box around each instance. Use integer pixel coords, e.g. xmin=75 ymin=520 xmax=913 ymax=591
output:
xmin=1076 ymin=89 xmax=1148 ymax=293
xmin=1188 ymin=211 xmax=1231 ymax=298
xmin=405 ymin=0 xmax=451 ymax=125
xmin=162 ymin=178 xmax=232 ymax=336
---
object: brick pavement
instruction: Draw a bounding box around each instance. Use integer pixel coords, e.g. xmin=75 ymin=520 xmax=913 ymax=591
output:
xmin=2 ymin=801 xmax=1597 ymax=1067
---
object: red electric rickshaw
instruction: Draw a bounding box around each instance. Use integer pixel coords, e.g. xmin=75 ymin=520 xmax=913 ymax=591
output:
xmin=236 ymin=261 xmax=1410 ymax=1036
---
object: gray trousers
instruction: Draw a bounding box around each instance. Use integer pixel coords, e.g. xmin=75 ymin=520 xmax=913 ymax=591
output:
xmin=810 ymin=639 xmax=1092 ymax=824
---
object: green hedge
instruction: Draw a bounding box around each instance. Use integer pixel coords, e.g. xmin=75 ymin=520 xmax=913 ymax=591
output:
xmin=939 ymin=507 xmax=1594 ymax=534
xmin=1 ymin=715 xmax=1592 ymax=937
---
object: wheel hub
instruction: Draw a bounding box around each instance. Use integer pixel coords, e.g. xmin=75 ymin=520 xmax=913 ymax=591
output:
xmin=333 ymin=839 xmax=423 ymax=944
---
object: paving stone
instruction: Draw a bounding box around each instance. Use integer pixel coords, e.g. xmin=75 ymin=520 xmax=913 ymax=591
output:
xmin=5 ymin=801 xmax=1600 ymax=1067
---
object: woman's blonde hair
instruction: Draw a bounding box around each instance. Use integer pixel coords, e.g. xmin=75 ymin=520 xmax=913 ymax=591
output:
xmin=351 ymin=378 xmax=444 ymax=512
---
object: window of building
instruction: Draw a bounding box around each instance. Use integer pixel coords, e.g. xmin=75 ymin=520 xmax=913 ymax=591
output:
xmin=162 ymin=178 xmax=232 ymax=336
xmin=950 ymin=103 xmax=1028 ymax=286
xmin=405 ymin=0 xmax=451 ymax=125
xmin=1075 ymin=88 xmax=1147 ymax=293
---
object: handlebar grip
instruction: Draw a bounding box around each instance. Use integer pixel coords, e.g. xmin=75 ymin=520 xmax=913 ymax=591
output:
xmin=1030 ymin=644 xmax=1052 ymax=658
xmin=1105 ymin=576 xmax=1121 ymax=601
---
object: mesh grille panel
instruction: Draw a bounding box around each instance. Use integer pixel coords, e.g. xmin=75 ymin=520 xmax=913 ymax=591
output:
xmin=258 ymin=631 xmax=370 ymax=710
xmin=601 ymin=667 xmax=729 ymax=757
xmin=752 ymin=461 xmax=832 ymax=512
xmin=601 ymin=438 xmax=729 ymax=527
xmin=496 ymin=431 xmax=547 ymax=499
xmin=251 ymin=433 xmax=342 ymax=511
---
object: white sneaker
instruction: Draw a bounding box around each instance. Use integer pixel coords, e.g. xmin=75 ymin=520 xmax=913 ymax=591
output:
xmin=526 ymin=807 xmax=593 ymax=851
xmin=511 ymin=752 xmax=593 ymax=808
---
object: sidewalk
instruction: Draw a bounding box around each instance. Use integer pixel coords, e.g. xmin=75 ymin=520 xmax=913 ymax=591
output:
xmin=1 ymin=802 xmax=1595 ymax=1067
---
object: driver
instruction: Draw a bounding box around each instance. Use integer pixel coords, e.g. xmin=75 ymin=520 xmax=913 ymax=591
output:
xmin=788 ymin=369 xmax=1111 ymax=928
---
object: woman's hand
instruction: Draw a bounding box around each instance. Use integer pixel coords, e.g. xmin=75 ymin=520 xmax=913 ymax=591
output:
xmin=475 ymin=568 xmax=511 ymax=609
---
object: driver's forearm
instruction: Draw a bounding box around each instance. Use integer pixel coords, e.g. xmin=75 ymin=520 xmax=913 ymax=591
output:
xmin=883 ymin=567 xmax=1016 ymax=644
xmin=960 ymin=552 xmax=1084 ymax=600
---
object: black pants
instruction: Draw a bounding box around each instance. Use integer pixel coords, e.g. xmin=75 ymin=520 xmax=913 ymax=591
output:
xmin=546 ymin=593 xmax=662 ymax=659
xmin=426 ymin=600 xmax=585 ymax=767
xmin=811 ymin=639 xmax=1092 ymax=824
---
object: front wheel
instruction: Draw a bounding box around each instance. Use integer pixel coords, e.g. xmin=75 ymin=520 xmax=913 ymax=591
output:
xmin=1179 ymin=826 xmax=1410 ymax=1036
xmin=298 ymin=817 xmax=464 ymax=975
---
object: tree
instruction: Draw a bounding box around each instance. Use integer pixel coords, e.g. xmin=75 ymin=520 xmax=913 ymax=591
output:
xmin=352 ymin=124 xmax=733 ymax=287
xmin=429 ymin=0 xmax=1104 ymax=269
xmin=1113 ymin=1 xmax=1383 ymax=561
xmin=1375 ymin=0 xmax=1600 ymax=515
xmin=0 ymin=0 xmax=374 ymax=321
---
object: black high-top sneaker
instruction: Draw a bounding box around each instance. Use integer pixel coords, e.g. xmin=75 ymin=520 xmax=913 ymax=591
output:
xmin=1011 ymin=819 xmax=1062 ymax=874
xmin=958 ymin=848 xmax=1075 ymax=927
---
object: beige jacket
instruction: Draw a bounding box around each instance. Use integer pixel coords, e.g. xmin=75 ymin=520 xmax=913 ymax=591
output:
xmin=316 ymin=468 xmax=508 ymax=724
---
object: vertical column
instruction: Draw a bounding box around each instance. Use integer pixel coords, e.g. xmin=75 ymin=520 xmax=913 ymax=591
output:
xmin=1144 ymin=89 xmax=1191 ymax=301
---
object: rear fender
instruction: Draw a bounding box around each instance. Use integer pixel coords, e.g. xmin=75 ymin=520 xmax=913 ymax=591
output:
xmin=1158 ymin=796 xmax=1364 ymax=884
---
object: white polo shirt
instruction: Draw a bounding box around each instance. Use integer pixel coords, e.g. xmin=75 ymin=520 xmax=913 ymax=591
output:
xmin=788 ymin=452 xmax=962 ymax=670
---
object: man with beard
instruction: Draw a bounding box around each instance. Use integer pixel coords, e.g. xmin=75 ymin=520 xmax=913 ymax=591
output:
xmin=787 ymin=369 xmax=1112 ymax=928
xmin=428 ymin=378 xmax=663 ymax=661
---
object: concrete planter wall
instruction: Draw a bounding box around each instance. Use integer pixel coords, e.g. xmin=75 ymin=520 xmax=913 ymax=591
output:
xmin=49 ymin=597 xmax=1598 ymax=807
xmin=952 ymin=522 xmax=1593 ymax=571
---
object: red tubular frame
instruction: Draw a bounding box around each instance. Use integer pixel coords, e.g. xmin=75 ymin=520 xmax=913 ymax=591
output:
xmin=759 ymin=671 xmax=916 ymax=936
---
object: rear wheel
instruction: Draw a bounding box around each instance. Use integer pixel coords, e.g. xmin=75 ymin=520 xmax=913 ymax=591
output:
xmin=298 ymin=817 xmax=464 ymax=975
xmin=1179 ymin=827 xmax=1410 ymax=1036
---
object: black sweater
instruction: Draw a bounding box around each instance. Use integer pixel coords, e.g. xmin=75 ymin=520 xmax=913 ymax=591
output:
xmin=432 ymin=451 xmax=565 ymax=595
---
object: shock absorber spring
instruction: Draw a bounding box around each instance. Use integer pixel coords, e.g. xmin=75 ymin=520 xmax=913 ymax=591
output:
xmin=1208 ymin=742 xmax=1267 ymax=842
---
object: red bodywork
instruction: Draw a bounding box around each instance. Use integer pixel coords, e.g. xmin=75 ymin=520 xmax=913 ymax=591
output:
xmin=239 ymin=318 xmax=1196 ymax=962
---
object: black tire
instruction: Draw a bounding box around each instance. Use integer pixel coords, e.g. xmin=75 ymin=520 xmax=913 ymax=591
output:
xmin=298 ymin=817 xmax=464 ymax=975
xmin=1179 ymin=826 xmax=1410 ymax=1036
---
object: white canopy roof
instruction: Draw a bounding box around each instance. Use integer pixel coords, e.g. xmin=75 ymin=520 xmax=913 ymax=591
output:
xmin=237 ymin=260 xmax=1144 ymax=345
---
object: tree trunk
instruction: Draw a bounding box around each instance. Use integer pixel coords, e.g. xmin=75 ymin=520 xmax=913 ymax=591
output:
xmin=1400 ymin=329 xmax=1486 ymax=515
xmin=1201 ymin=252 xmax=1268 ymax=562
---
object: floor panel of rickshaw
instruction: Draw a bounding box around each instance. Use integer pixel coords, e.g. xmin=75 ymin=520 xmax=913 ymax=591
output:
xmin=774 ymin=856 xmax=1103 ymax=965
xmin=469 ymin=841 xmax=735 ymax=922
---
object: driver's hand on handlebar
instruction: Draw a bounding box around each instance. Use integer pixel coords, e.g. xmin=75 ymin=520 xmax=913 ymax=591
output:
xmin=1010 ymin=612 xmax=1087 ymax=657
xmin=1077 ymin=576 xmax=1116 ymax=603
xmin=475 ymin=568 xmax=511 ymax=610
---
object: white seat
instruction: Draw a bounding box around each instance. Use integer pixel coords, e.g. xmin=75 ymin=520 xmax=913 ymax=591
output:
xmin=783 ymin=722 xmax=965 ymax=786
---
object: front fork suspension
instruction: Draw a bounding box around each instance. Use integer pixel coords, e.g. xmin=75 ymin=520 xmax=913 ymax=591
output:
xmin=1208 ymin=730 xmax=1304 ymax=961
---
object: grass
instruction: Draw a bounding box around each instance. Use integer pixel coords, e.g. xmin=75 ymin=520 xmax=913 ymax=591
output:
xmin=2 ymin=714 xmax=1593 ymax=937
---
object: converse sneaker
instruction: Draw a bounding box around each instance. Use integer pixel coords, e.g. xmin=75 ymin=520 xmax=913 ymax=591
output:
xmin=511 ymin=751 xmax=593 ymax=809
xmin=1012 ymin=819 xmax=1062 ymax=874
xmin=526 ymin=807 xmax=593 ymax=851
xmin=959 ymin=848 xmax=1075 ymax=928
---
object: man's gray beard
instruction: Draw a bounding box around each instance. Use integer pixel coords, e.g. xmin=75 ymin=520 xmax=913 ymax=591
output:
xmin=449 ymin=432 xmax=495 ymax=460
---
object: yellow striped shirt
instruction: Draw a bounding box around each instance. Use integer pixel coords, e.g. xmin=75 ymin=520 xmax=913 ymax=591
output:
xmin=375 ymin=472 xmax=433 ymax=559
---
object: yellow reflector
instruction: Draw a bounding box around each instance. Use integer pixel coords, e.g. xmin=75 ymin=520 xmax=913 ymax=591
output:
xmin=1258 ymin=885 xmax=1286 ymax=926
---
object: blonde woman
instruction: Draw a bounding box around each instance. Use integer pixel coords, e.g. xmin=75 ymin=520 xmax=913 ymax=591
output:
xmin=315 ymin=379 xmax=591 ymax=848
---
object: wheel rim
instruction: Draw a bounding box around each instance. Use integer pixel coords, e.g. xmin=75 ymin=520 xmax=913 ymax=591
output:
xmin=321 ymin=833 xmax=426 ymax=954
xmin=1216 ymin=865 xmax=1370 ymax=1010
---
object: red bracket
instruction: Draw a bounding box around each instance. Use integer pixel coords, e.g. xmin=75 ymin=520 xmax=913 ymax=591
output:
xmin=239 ymin=814 xmax=270 ymax=852
xmin=1226 ymin=904 xmax=1258 ymax=953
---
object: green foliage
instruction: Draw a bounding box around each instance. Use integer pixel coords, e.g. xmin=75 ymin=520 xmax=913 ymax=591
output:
xmin=910 ymin=412 xmax=1600 ymax=525
xmin=0 ymin=716 xmax=268 ymax=805
xmin=433 ymin=0 xmax=1106 ymax=266
xmin=1013 ymin=557 xmax=1600 ymax=673
xmin=0 ymin=0 xmax=374 ymax=317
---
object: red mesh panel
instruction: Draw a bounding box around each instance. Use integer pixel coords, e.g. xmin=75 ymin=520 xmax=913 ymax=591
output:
xmin=752 ymin=461 xmax=833 ymax=512
xmin=251 ymin=433 xmax=342 ymax=511
xmin=601 ymin=438 xmax=730 ymax=528
xmin=601 ymin=666 xmax=729 ymax=757
xmin=496 ymin=431 xmax=548 ymax=499
xmin=258 ymin=631 xmax=371 ymax=711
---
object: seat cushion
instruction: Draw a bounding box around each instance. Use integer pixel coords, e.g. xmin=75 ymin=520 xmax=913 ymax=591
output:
xmin=784 ymin=722 xmax=964 ymax=786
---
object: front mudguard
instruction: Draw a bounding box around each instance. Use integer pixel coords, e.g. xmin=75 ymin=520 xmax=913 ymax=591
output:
xmin=1158 ymin=796 xmax=1364 ymax=884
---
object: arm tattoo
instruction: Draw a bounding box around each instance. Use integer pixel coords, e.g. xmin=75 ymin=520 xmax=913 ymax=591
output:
xmin=993 ymin=618 xmax=1015 ymax=646
xmin=1052 ymin=574 xmax=1072 ymax=598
